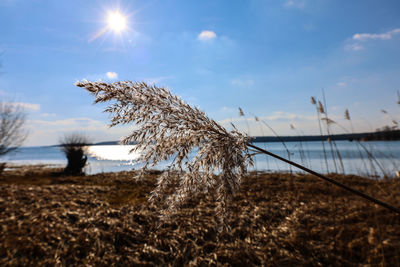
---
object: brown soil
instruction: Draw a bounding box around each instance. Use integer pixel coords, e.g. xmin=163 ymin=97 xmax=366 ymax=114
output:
xmin=1 ymin=166 xmax=400 ymax=266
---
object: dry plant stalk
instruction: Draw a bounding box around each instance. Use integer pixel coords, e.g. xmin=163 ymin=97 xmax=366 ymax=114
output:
xmin=344 ymin=109 xmax=350 ymax=121
xmin=318 ymin=101 xmax=325 ymax=114
xmin=76 ymin=80 xmax=252 ymax=220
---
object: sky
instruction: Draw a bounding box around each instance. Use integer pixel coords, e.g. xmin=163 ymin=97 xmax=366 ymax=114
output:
xmin=1 ymin=0 xmax=400 ymax=146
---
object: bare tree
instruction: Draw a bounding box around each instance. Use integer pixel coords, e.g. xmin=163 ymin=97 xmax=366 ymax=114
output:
xmin=59 ymin=133 xmax=90 ymax=175
xmin=0 ymin=102 xmax=27 ymax=156
xmin=0 ymin=102 xmax=27 ymax=174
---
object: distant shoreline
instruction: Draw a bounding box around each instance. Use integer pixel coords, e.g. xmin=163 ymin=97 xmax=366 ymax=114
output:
xmin=38 ymin=130 xmax=400 ymax=148
xmin=252 ymin=129 xmax=400 ymax=143
xmin=92 ymin=130 xmax=400 ymax=145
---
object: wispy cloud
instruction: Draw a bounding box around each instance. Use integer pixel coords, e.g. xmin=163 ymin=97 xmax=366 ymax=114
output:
xmin=40 ymin=113 xmax=56 ymax=117
xmin=144 ymin=76 xmax=172 ymax=85
xmin=336 ymin=82 xmax=347 ymax=87
xmin=353 ymin=28 xmax=400 ymax=41
xmin=30 ymin=117 xmax=105 ymax=129
xmin=198 ymin=30 xmax=217 ymax=41
xmin=8 ymin=102 xmax=40 ymax=111
xmin=344 ymin=43 xmax=364 ymax=51
xmin=345 ymin=28 xmax=400 ymax=52
xmin=26 ymin=117 xmax=133 ymax=146
xmin=106 ymin=71 xmax=118 ymax=79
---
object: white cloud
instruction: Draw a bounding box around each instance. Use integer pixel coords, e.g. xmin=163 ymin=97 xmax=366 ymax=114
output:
xmin=284 ymin=0 xmax=306 ymax=9
xmin=25 ymin=117 xmax=133 ymax=146
xmin=7 ymin=102 xmax=40 ymax=111
xmin=353 ymin=28 xmax=400 ymax=41
xmin=106 ymin=72 xmax=118 ymax=79
xmin=198 ymin=30 xmax=217 ymax=41
xmin=345 ymin=28 xmax=400 ymax=52
xmin=336 ymin=82 xmax=347 ymax=87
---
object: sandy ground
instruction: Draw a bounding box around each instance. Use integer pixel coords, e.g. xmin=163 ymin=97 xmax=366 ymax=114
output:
xmin=1 ymin=165 xmax=400 ymax=266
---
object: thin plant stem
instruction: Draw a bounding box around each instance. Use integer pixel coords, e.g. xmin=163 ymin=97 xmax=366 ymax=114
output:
xmin=254 ymin=116 xmax=271 ymax=171
xmin=254 ymin=116 xmax=293 ymax=174
xmin=315 ymin=105 xmax=329 ymax=173
xmin=347 ymin=118 xmax=369 ymax=175
xmin=321 ymin=90 xmax=341 ymax=173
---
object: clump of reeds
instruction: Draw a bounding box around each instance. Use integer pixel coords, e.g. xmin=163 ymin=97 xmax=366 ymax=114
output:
xmin=76 ymin=80 xmax=252 ymax=220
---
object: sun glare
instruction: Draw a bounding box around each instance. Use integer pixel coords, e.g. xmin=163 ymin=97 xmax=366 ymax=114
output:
xmin=107 ymin=11 xmax=127 ymax=33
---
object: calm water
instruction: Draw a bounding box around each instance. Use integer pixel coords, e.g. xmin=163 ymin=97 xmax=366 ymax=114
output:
xmin=1 ymin=141 xmax=399 ymax=177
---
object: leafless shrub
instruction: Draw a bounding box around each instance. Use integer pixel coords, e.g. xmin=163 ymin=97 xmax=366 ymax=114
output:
xmin=59 ymin=133 xmax=90 ymax=176
xmin=76 ymin=80 xmax=252 ymax=221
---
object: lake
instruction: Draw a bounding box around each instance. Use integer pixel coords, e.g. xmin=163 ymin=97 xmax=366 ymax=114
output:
xmin=1 ymin=141 xmax=399 ymax=177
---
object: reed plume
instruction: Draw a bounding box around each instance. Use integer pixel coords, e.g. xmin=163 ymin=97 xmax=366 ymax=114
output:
xmin=318 ymin=101 xmax=325 ymax=114
xmin=238 ymin=107 xmax=245 ymax=117
xmin=344 ymin=109 xmax=350 ymax=121
xmin=76 ymin=80 xmax=252 ymax=220
xmin=310 ymin=96 xmax=316 ymax=105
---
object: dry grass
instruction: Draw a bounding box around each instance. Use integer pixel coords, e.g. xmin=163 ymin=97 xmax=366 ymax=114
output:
xmin=1 ymin=166 xmax=400 ymax=266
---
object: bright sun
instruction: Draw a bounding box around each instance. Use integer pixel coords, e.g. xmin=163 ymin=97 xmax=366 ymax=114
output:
xmin=107 ymin=11 xmax=127 ymax=33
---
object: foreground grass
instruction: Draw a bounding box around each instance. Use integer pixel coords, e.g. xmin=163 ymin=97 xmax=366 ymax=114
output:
xmin=1 ymin=166 xmax=400 ymax=266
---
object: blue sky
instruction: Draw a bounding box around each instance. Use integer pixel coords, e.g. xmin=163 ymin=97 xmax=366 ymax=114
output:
xmin=1 ymin=0 xmax=400 ymax=146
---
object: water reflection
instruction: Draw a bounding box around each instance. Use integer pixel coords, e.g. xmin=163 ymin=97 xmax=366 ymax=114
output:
xmin=87 ymin=145 xmax=141 ymax=161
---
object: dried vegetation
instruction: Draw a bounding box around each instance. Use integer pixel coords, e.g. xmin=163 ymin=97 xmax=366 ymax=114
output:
xmin=1 ymin=166 xmax=400 ymax=266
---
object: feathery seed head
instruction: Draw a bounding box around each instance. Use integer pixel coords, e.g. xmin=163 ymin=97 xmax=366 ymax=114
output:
xmin=344 ymin=109 xmax=350 ymax=120
xmin=238 ymin=107 xmax=244 ymax=116
xmin=76 ymin=80 xmax=253 ymax=222
xmin=310 ymin=96 xmax=316 ymax=105
xmin=318 ymin=101 xmax=325 ymax=114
